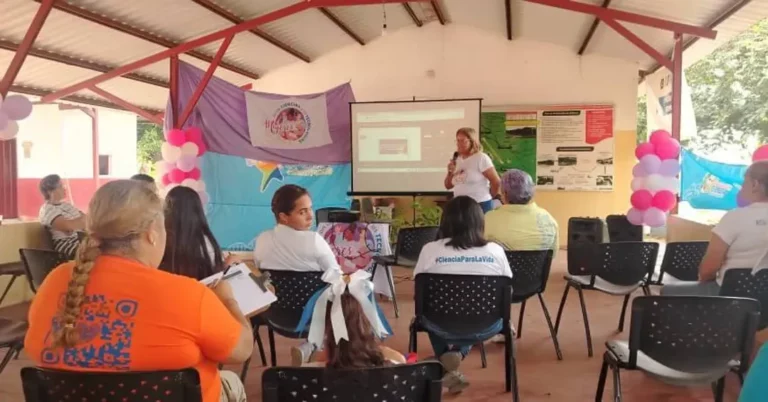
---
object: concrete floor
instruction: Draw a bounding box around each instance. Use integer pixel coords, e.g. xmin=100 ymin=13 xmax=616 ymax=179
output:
xmin=0 ymin=253 xmax=756 ymax=401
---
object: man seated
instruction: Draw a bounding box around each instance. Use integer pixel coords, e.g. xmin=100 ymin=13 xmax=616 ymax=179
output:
xmin=38 ymin=174 xmax=86 ymax=259
xmin=485 ymin=169 xmax=559 ymax=253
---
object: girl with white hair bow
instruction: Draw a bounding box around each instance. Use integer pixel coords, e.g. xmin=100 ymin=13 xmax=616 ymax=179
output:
xmin=295 ymin=269 xmax=404 ymax=368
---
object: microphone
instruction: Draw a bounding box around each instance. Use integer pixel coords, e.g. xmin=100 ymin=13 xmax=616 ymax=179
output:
xmin=452 ymin=152 xmax=459 ymax=162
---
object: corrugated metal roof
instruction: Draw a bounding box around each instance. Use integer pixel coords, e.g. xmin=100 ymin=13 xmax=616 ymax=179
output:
xmin=1 ymin=0 xmax=767 ymax=116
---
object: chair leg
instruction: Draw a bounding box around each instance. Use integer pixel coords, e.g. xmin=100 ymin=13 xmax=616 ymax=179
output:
xmin=554 ymin=283 xmax=571 ymax=334
xmin=595 ymin=358 xmax=609 ymax=402
xmin=239 ymin=357 xmax=251 ymax=383
xmin=504 ymin=328 xmax=513 ymax=393
xmin=510 ymin=334 xmax=520 ymax=402
xmin=384 ymin=265 xmax=399 ymax=318
xmin=0 ymin=275 xmax=18 ymax=307
xmin=517 ymin=300 xmax=526 ymax=339
xmin=480 ymin=343 xmax=487 ymax=369
xmin=538 ymin=293 xmax=563 ymax=360
xmin=712 ymin=377 xmax=725 ymax=402
xmin=611 ymin=365 xmax=622 ymax=402
xmin=617 ymin=294 xmax=630 ymax=333
xmin=642 ymin=285 xmax=651 ymax=296
xmin=255 ymin=329 xmax=267 ymax=366
xmin=576 ymin=286 xmax=594 ymax=357
xmin=268 ymin=328 xmax=277 ymax=367
xmin=408 ymin=324 xmax=418 ymax=354
xmin=0 ymin=344 xmax=20 ymax=375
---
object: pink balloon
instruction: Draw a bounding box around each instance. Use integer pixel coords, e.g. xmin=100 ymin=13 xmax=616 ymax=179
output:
xmin=176 ymin=155 xmax=198 ymax=172
xmin=632 ymin=164 xmax=648 ymax=178
xmin=2 ymin=95 xmax=32 ymax=120
xmin=196 ymin=141 xmax=207 ymax=156
xmin=652 ymin=190 xmax=677 ymax=212
xmin=643 ymin=207 xmax=667 ymax=227
xmin=186 ymin=127 xmax=203 ymax=144
xmin=635 ymin=142 xmax=655 ymax=160
xmin=627 ymin=208 xmax=645 ymax=225
xmin=161 ymin=173 xmax=172 ymax=187
xmin=753 ymin=145 xmax=768 ymax=162
xmin=631 ymin=190 xmax=653 ymax=210
xmin=188 ymin=167 xmax=201 ymax=181
xmin=649 ymin=130 xmax=671 ymax=147
xmin=0 ymin=111 xmax=8 ymax=131
xmin=166 ymin=129 xmax=187 ymax=147
xmin=655 ymin=138 xmax=681 ymax=160
xmin=168 ymin=168 xmax=187 ymax=184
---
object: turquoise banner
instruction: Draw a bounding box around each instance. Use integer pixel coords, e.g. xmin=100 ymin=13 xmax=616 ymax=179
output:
xmin=680 ymin=149 xmax=746 ymax=211
xmin=201 ymin=152 xmax=351 ymax=250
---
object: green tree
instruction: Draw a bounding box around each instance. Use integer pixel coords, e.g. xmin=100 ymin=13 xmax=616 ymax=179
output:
xmin=636 ymin=94 xmax=647 ymax=144
xmin=685 ymin=18 xmax=768 ymax=150
xmin=136 ymin=122 xmax=163 ymax=175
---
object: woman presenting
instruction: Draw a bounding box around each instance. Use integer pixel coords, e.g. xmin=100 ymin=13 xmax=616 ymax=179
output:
xmin=444 ymin=127 xmax=501 ymax=213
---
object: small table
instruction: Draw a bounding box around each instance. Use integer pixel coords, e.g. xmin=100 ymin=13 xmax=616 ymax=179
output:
xmin=317 ymin=222 xmax=394 ymax=297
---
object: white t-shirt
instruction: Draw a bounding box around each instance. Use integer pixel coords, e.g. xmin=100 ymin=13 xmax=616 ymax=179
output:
xmin=413 ymin=239 xmax=512 ymax=278
xmin=712 ymin=202 xmax=768 ymax=285
xmin=451 ymin=152 xmax=494 ymax=203
xmin=38 ymin=201 xmax=82 ymax=241
xmin=253 ymin=224 xmax=340 ymax=272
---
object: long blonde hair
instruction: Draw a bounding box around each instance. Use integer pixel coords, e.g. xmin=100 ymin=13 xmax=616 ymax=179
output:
xmin=457 ymin=127 xmax=482 ymax=153
xmin=53 ymin=180 xmax=163 ymax=348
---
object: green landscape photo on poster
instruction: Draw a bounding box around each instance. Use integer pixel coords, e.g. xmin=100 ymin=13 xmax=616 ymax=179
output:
xmin=480 ymin=111 xmax=537 ymax=178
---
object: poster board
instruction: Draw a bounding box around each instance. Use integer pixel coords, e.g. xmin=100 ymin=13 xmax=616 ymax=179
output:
xmin=481 ymin=105 xmax=614 ymax=192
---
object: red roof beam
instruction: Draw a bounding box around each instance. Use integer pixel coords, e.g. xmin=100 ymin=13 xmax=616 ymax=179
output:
xmin=577 ymin=0 xmax=611 ymax=55
xmin=524 ymin=0 xmax=718 ymax=39
xmin=176 ymin=35 xmax=234 ymax=128
xmin=599 ymin=17 xmax=673 ymax=70
xmin=313 ymin=0 xmax=430 ymax=6
xmin=0 ymin=0 xmax=56 ymax=97
xmin=87 ymin=85 xmax=164 ymax=125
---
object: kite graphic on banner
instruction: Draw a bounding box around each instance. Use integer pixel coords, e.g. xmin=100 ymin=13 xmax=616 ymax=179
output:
xmin=680 ymin=149 xmax=746 ymax=211
xmin=245 ymin=94 xmax=333 ymax=150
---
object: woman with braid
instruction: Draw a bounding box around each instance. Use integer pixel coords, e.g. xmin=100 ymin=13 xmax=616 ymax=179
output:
xmin=24 ymin=180 xmax=254 ymax=402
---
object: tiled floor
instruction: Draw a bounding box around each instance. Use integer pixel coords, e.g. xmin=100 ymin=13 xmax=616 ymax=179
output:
xmin=0 ymin=252 xmax=756 ymax=401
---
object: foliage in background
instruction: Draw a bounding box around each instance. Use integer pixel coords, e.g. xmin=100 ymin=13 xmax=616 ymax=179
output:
xmin=137 ymin=122 xmax=163 ymax=175
xmin=636 ymin=94 xmax=647 ymax=144
xmin=375 ymin=197 xmax=443 ymax=244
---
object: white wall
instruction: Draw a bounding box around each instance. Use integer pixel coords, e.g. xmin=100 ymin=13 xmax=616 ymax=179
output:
xmin=251 ymin=23 xmax=639 ymax=131
xmin=96 ymin=109 xmax=138 ymax=178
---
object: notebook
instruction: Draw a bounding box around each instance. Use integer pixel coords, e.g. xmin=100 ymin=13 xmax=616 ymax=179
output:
xmin=200 ymin=263 xmax=277 ymax=317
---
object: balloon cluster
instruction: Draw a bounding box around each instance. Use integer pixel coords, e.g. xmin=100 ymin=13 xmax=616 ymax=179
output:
xmin=737 ymin=144 xmax=768 ymax=207
xmin=628 ymin=130 xmax=681 ymax=227
xmin=157 ymin=127 xmax=209 ymax=203
xmin=0 ymin=95 xmax=34 ymax=141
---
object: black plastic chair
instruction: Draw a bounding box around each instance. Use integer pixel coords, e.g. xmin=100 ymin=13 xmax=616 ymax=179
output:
xmin=19 ymin=248 xmax=68 ymax=292
xmin=595 ymin=296 xmax=760 ymax=402
xmin=555 ymin=241 xmax=659 ymax=357
xmin=371 ymin=226 xmax=439 ymax=318
xmin=720 ymin=268 xmax=768 ymax=330
xmin=0 ymin=262 xmax=26 ymax=307
xmin=409 ymin=273 xmax=518 ymax=399
xmin=653 ymin=241 xmax=708 ymax=285
xmin=0 ymin=318 xmax=27 ymax=375
xmin=507 ymin=249 xmax=562 ymax=360
xmin=316 ymin=207 xmax=348 ymax=224
xmin=21 ymin=367 xmax=202 ymax=402
xmin=263 ymin=362 xmax=443 ymax=402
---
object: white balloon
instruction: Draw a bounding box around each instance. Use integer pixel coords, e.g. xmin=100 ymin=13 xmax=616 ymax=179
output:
xmin=181 ymin=178 xmax=198 ymax=189
xmin=161 ymin=142 xmax=182 ymax=163
xmin=197 ymin=180 xmax=206 ymax=192
xmin=0 ymin=120 xmax=19 ymax=141
xmin=645 ymin=174 xmax=666 ymax=193
xmin=630 ymin=177 xmax=646 ymax=192
xmin=663 ymin=177 xmax=680 ymax=193
xmin=180 ymin=142 xmax=199 ymax=157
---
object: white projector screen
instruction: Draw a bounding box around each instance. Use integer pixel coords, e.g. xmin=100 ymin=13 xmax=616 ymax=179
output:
xmin=351 ymin=99 xmax=481 ymax=194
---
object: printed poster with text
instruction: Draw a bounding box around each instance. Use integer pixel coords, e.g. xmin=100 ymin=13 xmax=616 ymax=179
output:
xmin=535 ymin=106 xmax=614 ymax=191
xmin=480 ymin=111 xmax=537 ymax=179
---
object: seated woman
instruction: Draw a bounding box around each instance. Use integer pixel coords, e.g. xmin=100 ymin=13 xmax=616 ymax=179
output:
xmin=37 ymin=174 xmax=86 ymax=259
xmin=297 ymin=269 xmax=402 ymax=369
xmin=413 ymin=195 xmax=512 ymax=394
xmin=160 ymin=186 xmax=237 ymax=280
xmin=662 ymin=161 xmax=768 ymax=296
xmin=252 ymin=184 xmax=341 ymax=365
xmin=25 ymin=180 xmax=254 ymax=402
xmin=485 ymin=169 xmax=559 ymax=252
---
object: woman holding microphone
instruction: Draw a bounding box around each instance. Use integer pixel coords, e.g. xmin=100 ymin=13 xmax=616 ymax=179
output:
xmin=444 ymin=127 xmax=501 ymax=213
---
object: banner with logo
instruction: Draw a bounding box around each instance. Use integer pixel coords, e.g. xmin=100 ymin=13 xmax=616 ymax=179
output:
xmin=645 ymin=69 xmax=697 ymax=140
xmin=245 ymin=94 xmax=333 ymax=149
xmin=680 ymin=148 xmax=746 ymax=210
xmin=201 ymin=151 xmax=352 ymax=250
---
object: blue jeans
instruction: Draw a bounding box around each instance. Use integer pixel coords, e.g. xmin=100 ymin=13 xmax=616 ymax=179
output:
xmin=479 ymin=200 xmax=494 ymax=214
xmin=422 ymin=318 xmax=503 ymax=358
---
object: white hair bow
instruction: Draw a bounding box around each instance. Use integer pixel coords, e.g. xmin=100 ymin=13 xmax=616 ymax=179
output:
xmin=307 ymin=269 xmax=390 ymax=348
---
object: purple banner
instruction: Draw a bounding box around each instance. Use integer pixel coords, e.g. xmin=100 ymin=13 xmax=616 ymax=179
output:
xmin=165 ymin=61 xmax=354 ymax=164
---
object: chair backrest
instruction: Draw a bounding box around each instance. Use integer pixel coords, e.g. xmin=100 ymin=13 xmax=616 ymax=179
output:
xmin=260 ymin=270 xmax=327 ymax=332
xmin=21 ymin=367 xmax=202 ymax=402
xmin=316 ymin=207 xmax=348 ymax=224
xmin=720 ymin=268 xmax=768 ymax=329
xmin=505 ymin=249 xmax=554 ymax=301
xmin=657 ymin=241 xmax=708 ymax=282
xmin=328 ymin=211 xmax=360 ymax=223
xmin=19 ymin=248 xmax=68 ymax=292
xmin=606 ymin=214 xmax=643 ymax=242
xmin=262 ymin=362 xmax=443 ymax=402
xmin=414 ymin=273 xmax=512 ymax=335
xmin=628 ymin=296 xmax=760 ymax=374
xmin=395 ymin=226 xmax=440 ymax=263
xmin=590 ymin=242 xmax=659 ymax=286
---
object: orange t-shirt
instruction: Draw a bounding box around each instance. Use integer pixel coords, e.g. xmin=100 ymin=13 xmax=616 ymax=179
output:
xmin=24 ymin=255 xmax=241 ymax=402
